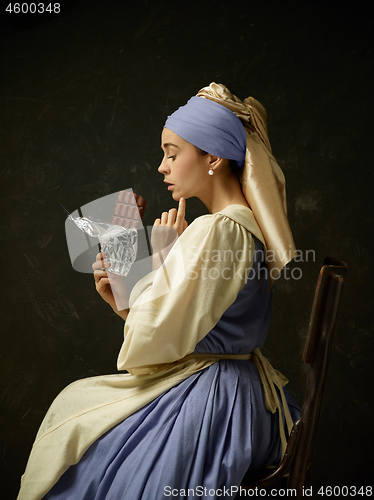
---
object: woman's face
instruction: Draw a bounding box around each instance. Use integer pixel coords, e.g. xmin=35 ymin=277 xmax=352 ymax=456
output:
xmin=158 ymin=128 xmax=211 ymax=201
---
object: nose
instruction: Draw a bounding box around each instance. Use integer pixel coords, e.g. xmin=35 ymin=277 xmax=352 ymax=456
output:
xmin=158 ymin=157 xmax=169 ymax=174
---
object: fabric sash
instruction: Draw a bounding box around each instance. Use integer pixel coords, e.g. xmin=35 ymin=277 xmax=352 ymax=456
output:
xmin=180 ymin=348 xmax=294 ymax=459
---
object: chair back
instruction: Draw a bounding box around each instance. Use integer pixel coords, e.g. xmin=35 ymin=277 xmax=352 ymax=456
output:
xmin=240 ymin=258 xmax=348 ymax=498
xmin=287 ymin=257 xmax=348 ymax=492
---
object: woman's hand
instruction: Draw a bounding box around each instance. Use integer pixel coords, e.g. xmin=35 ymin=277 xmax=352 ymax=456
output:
xmin=153 ymin=197 xmax=188 ymax=237
xmin=92 ymin=252 xmax=129 ymax=320
xmin=151 ymin=198 xmax=188 ymax=269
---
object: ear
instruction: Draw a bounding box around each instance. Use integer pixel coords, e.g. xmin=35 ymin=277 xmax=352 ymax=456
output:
xmin=207 ymin=155 xmax=224 ymax=169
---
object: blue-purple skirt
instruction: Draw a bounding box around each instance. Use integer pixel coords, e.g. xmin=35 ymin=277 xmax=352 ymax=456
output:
xmin=43 ymin=358 xmax=300 ymax=500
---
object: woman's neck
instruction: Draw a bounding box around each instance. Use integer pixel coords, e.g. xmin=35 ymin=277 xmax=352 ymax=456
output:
xmin=200 ymin=174 xmax=250 ymax=214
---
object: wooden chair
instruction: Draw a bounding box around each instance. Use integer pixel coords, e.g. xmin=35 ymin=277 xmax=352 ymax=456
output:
xmin=240 ymin=257 xmax=348 ymax=499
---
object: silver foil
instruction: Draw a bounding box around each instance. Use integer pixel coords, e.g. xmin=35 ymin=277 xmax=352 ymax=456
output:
xmin=68 ymin=214 xmax=137 ymax=276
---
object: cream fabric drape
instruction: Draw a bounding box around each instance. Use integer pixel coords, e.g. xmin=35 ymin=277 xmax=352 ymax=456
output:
xmin=197 ymin=83 xmax=297 ymax=284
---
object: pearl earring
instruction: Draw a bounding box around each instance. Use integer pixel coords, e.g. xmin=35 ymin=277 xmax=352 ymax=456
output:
xmin=208 ymin=168 xmax=214 ymax=176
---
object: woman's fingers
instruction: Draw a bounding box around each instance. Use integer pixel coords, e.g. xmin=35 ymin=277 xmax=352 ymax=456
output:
xmin=93 ymin=269 xmax=108 ymax=283
xmin=96 ymin=277 xmax=110 ymax=289
xmin=92 ymin=253 xmax=129 ymax=311
xmin=95 ymin=252 xmax=107 ymax=262
xmin=153 ymin=198 xmax=187 ymax=236
xmin=167 ymin=208 xmax=177 ymax=226
xmin=155 ymin=208 xmax=179 ymax=227
xmin=92 ymin=260 xmax=110 ymax=272
xmin=175 ymin=198 xmax=187 ymax=236
xmin=175 ymin=198 xmax=186 ymax=230
xmin=93 ymin=252 xmax=111 ymax=273
xmin=161 ymin=212 xmax=168 ymax=224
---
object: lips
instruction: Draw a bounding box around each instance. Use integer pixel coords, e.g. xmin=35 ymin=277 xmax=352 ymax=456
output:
xmin=164 ymin=180 xmax=174 ymax=190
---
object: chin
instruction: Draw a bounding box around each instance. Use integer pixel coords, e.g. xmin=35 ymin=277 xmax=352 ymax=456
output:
xmin=172 ymin=191 xmax=189 ymax=202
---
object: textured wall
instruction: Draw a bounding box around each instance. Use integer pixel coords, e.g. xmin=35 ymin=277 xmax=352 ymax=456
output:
xmin=1 ymin=1 xmax=373 ymax=498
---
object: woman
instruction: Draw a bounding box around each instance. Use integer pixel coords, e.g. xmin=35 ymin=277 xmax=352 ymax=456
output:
xmin=18 ymin=83 xmax=300 ymax=500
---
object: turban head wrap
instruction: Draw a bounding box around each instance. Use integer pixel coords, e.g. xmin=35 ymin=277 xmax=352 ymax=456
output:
xmin=164 ymin=96 xmax=247 ymax=167
xmin=164 ymin=83 xmax=297 ymax=284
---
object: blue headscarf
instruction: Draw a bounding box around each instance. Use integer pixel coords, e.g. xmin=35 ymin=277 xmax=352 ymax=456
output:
xmin=164 ymin=96 xmax=247 ymax=168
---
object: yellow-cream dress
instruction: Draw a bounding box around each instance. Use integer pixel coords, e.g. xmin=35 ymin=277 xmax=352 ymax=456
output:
xmin=18 ymin=205 xmax=294 ymax=500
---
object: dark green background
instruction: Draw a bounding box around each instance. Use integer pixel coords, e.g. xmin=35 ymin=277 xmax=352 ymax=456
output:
xmin=1 ymin=1 xmax=373 ymax=498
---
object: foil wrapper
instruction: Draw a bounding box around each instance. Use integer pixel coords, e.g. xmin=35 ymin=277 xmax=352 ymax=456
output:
xmin=68 ymin=214 xmax=137 ymax=276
